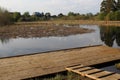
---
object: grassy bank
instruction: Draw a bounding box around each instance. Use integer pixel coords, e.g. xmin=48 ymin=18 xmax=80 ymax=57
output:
xmin=15 ymin=20 xmax=120 ymax=27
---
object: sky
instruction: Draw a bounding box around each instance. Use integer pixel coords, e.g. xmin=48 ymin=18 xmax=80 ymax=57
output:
xmin=0 ymin=0 xmax=102 ymax=15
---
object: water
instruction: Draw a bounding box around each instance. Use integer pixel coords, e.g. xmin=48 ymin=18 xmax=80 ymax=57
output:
xmin=101 ymin=65 xmax=120 ymax=74
xmin=0 ymin=25 xmax=120 ymax=58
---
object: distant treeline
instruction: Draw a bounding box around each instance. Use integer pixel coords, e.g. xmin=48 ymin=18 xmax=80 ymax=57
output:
xmin=10 ymin=11 xmax=96 ymax=22
xmin=0 ymin=6 xmax=98 ymax=26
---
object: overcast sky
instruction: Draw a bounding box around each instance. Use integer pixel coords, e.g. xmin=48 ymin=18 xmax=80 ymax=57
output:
xmin=0 ymin=0 xmax=102 ymax=15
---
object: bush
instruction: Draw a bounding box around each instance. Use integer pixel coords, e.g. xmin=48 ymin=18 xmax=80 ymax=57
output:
xmin=0 ymin=7 xmax=13 ymax=26
xmin=114 ymin=11 xmax=120 ymax=20
xmin=106 ymin=12 xmax=115 ymax=21
xmin=98 ymin=12 xmax=107 ymax=20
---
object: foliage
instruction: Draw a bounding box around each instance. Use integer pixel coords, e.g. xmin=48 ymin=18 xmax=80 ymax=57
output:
xmin=23 ymin=12 xmax=30 ymax=18
xmin=114 ymin=11 xmax=120 ymax=20
xmin=100 ymin=0 xmax=117 ymax=13
xmin=106 ymin=12 xmax=115 ymax=20
xmin=0 ymin=7 xmax=13 ymax=26
xmin=12 ymin=12 xmax=21 ymax=22
xmin=58 ymin=13 xmax=64 ymax=18
xmin=99 ymin=0 xmax=120 ymax=21
xmin=116 ymin=0 xmax=120 ymax=10
xmin=45 ymin=12 xmax=51 ymax=20
xmin=98 ymin=12 xmax=107 ymax=20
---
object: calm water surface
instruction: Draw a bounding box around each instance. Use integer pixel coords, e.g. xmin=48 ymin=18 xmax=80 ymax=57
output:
xmin=0 ymin=25 xmax=120 ymax=57
xmin=101 ymin=65 xmax=120 ymax=74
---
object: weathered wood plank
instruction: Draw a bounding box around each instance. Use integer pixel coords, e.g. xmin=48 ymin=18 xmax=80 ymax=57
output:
xmin=66 ymin=65 xmax=120 ymax=80
xmin=101 ymin=74 xmax=120 ymax=80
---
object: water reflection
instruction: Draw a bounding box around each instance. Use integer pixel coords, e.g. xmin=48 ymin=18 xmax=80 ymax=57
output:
xmin=0 ymin=25 xmax=120 ymax=58
xmin=0 ymin=36 xmax=10 ymax=44
xmin=100 ymin=26 xmax=120 ymax=47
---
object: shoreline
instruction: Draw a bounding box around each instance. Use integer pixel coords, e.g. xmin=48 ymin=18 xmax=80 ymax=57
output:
xmin=14 ymin=20 xmax=120 ymax=27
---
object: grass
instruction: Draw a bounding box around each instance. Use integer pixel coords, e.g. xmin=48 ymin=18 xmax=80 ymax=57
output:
xmin=26 ymin=72 xmax=92 ymax=80
xmin=115 ymin=63 xmax=120 ymax=70
xmin=15 ymin=20 xmax=120 ymax=27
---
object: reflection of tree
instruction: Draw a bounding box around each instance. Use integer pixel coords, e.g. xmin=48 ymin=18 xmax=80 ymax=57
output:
xmin=0 ymin=36 xmax=10 ymax=44
xmin=116 ymin=27 xmax=120 ymax=46
xmin=100 ymin=26 xmax=120 ymax=47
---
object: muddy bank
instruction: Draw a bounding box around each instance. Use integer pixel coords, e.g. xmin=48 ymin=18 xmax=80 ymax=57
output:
xmin=0 ymin=24 xmax=93 ymax=39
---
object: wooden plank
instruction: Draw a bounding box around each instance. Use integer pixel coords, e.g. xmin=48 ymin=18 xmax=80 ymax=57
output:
xmin=82 ymin=69 xmax=103 ymax=75
xmin=86 ymin=71 xmax=114 ymax=80
xmin=101 ymin=74 xmax=120 ymax=80
xmin=66 ymin=65 xmax=120 ymax=80
xmin=66 ymin=64 xmax=84 ymax=71
xmin=74 ymin=67 xmax=93 ymax=71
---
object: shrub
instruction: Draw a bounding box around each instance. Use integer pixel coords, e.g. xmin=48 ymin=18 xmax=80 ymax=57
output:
xmin=106 ymin=12 xmax=115 ymax=21
xmin=0 ymin=7 xmax=13 ymax=26
xmin=98 ymin=12 xmax=107 ymax=20
xmin=114 ymin=11 xmax=120 ymax=20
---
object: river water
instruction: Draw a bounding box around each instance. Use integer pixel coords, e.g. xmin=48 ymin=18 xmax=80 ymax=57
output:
xmin=0 ymin=25 xmax=119 ymax=58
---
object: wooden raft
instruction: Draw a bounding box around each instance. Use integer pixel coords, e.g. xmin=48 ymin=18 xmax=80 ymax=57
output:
xmin=66 ymin=64 xmax=120 ymax=80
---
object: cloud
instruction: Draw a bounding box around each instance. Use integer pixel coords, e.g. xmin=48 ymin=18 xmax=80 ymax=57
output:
xmin=0 ymin=0 xmax=102 ymax=15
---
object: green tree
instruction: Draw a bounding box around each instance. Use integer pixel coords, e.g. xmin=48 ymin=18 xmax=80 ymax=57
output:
xmin=68 ymin=12 xmax=76 ymax=16
xmin=98 ymin=12 xmax=107 ymax=20
xmin=106 ymin=12 xmax=115 ymax=20
xmin=22 ymin=12 xmax=31 ymax=21
xmin=114 ymin=11 xmax=120 ymax=20
xmin=117 ymin=0 xmax=120 ymax=10
xmin=23 ymin=12 xmax=30 ymax=18
xmin=100 ymin=0 xmax=117 ymax=13
xmin=13 ymin=12 xmax=21 ymax=22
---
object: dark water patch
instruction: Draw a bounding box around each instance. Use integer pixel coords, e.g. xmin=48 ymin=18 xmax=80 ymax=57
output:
xmin=91 ymin=59 xmax=120 ymax=74
xmin=100 ymin=26 xmax=120 ymax=47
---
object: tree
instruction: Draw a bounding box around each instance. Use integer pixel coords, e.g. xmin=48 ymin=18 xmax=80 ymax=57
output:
xmin=114 ymin=11 xmax=120 ymax=20
xmin=0 ymin=7 xmax=12 ymax=26
xmin=86 ymin=13 xmax=93 ymax=19
xmin=68 ymin=12 xmax=76 ymax=16
xmin=99 ymin=0 xmax=120 ymax=21
xmin=116 ymin=0 xmax=120 ymax=11
xmin=58 ymin=13 xmax=64 ymax=17
xmin=12 ymin=12 xmax=21 ymax=22
xmin=106 ymin=12 xmax=115 ymax=20
xmin=22 ymin=12 xmax=31 ymax=21
xmin=45 ymin=12 xmax=51 ymax=20
xmin=98 ymin=12 xmax=107 ymax=20
xmin=23 ymin=12 xmax=30 ymax=18
xmin=33 ymin=12 xmax=41 ymax=17
xmin=100 ymin=0 xmax=117 ymax=13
